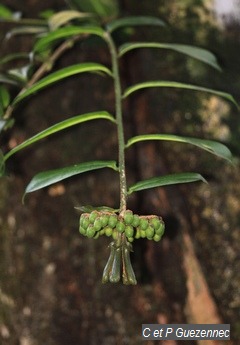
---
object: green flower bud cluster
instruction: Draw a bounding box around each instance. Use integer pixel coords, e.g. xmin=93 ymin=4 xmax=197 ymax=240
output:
xmin=79 ymin=210 xmax=118 ymax=240
xmin=79 ymin=209 xmax=165 ymax=242
xmin=123 ymin=210 xmax=165 ymax=242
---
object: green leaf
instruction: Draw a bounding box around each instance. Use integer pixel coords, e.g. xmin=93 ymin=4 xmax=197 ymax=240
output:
xmin=0 ymin=86 xmax=10 ymax=118
xmin=0 ymin=86 xmax=10 ymax=110
xmin=0 ymin=120 xmax=6 ymax=132
xmin=118 ymin=42 xmax=221 ymax=71
xmin=126 ymin=134 xmax=232 ymax=162
xmin=107 ymin=16 xmax=165 ymax=33
xmin=0 ymin=53 xmax=31 ymax=66
xmin=34 ymin=25 xmax=105 ymax=52
xmin=0 ymin=118 xmax=14 ymax=133
xmin=24 ymin=160 xmax=118 ymax=195
xmin=5 ymin=26 xmax=47 ymax=39
xmin=0 ymin=73 xmax=24 ymax=86
xmin=48 ymin=10 xmax=93 ymax=30
xmin=0 ymin=4 xmax=13 ymax=19
xmin=89 ymin=0 xmax=119 ymax=18
xmin=4 ymin=111 xmax=115 ymax=161
xmin=128 ymin=173 xmax=207 ymax=194
xmin=68 ymin=0 xmax=119 ymax=18
xmin=39 ymin=9 xmax=55 ymax=20
xmin=1 ymin=17 xmax=47 ymax=26
xmin=8 ymin=65 xmax=31 ymax=84
xmin=13 ymin=63 xmax=112 ymax=105
xmin=122 ymin=81 xmax=239 ymax=108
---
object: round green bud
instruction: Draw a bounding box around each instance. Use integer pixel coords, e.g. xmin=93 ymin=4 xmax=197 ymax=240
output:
xmin=135 ymin=227 xmax=141 ymax=239
xmin=116 ymin=220 xmax=125 ymax=233
xmin=93 ymin=218 xmax=102 ymax=231
xmin=80 ymin=213 xmax=88 ymax=225
xmin=100 ymin=214 xmax=109 ymax=227
xmin=124 ymin=210 xmax=134 ymax=225
xmin=132 ymin=214 xmax=140 ymax=227
xmin=150 ymin=217 xmax=161 ymax=230
xmin=108 ymin=214 xmax=118 ymax=228
xmin=153 ymin=234 xmax=161 ymax=242
xmin=140 ymin=229 xmax=146 ymax=238
xmin=79 ymin=226 xmax=86 ymax=235
xmin=86 ymin=225 xmax=95 ymax=238
xmin=139 ymin=218 xmax=149 ymax=230
xmin=155 ymin=222 xmax=165 ymax=236
xmin=128 ymin=237 xmax=134 ymax=243
xmin=82 ymin=217 xmax=90 ymax=229
xmin=79 ymin=215 xmax=84 ymax=227
xmin=99 ymin=229 xmax=105 ymax=236
xmin=104 ymin=226 xmax=113 ymax=237
xmin=80 ymin=213 xmax=88 ymax=220
xmin=93 ymin=232 xmax=100 ymax=239
xmin=146 ymin=226 xmax=154 ymax=239
xmin=89 ymin=211 xmax=98 ymax=224
xmin=125 ymin=225 xmax=134 ymax=238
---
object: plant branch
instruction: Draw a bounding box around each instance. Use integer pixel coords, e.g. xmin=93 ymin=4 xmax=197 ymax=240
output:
xmin=3 ymin=34 xmax=83 ymax=120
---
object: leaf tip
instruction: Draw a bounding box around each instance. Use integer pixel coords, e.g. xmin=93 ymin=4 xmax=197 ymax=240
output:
xmin=201 ymin=175 xmax=208 ymax=184
xmin=21 ymin=193 xmax=26 ymax=204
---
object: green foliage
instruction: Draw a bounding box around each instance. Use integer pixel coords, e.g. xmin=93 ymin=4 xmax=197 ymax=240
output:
xmin=119 ymin=42 xmax=222 ymax=71
xmin=126 ymin=134 xmax=233 ymax=162
xmin=0 ymin=3 xmax=238 ymax=284
xmin=106 ymin=16 xmax=165 ymax=32
xmin=4 ymin=111 xmax=115 ymax=162
xmin=0 ymin=4 xmax=13 ymax=19
xmin=24 ymin=160 xmax=118 ymax=196
xmin=48 ymin=10 xmax=93 ymax=30
xmin=122 ymin=81 xmax=238 ymax=108
xmin=0 ymin=86 xmax=10 ymax=117
xmin=66 ymin=0 xmax=119 ymax=19
xmin=128 ymin=173 xmax=207 ymax=195
xmin=13 ymin=63 xmax=112 ymax=105
xmin=5 ymin=26 xmax=47 ymax=38
xmin=33 ymin=26 xmax=105 ymax=52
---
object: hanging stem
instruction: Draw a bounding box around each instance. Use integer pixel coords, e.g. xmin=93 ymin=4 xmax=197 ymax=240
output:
xmin=102 ymin=31 xmax=137 ymax=285
xmin=105 ymin=32 xmax=127 ymax=215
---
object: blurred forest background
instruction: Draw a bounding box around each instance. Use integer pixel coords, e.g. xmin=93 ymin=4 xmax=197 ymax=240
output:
xmin=0 ymin=0 xmax=240 ymax=344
